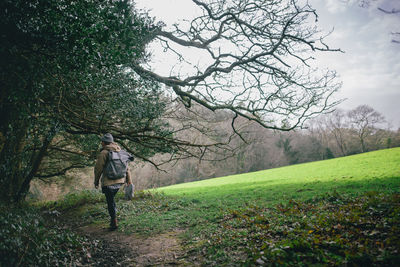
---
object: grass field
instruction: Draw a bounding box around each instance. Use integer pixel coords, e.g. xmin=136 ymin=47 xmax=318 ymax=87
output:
xmin=39 ymin=148 xmax=400 ymax=266
xmin=158 ymin=147 xmax=400 ymax=204
xmin=113 ymin=147 xmax=400 ymax=265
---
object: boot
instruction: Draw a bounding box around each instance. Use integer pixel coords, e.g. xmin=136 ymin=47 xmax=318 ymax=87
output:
xmin=109 ymin=218 xmax=118 ymax=231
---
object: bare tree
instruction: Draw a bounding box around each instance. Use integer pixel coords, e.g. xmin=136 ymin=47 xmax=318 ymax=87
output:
xmin=133 ymin=0 xmax=342 ymax=134
xmin=326 ymin=109 xmax=349 ymax=156
xmin=347 ymin=105 xmax=386 ymax=152
xmin=306 ymin=116 xmax=332 ymax=158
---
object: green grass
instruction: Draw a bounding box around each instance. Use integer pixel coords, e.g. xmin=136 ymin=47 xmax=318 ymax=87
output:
xmin=61 ymin=148 xmax=400 ymax=266
xmin=157 ymin=148 xmax=400 ymax=205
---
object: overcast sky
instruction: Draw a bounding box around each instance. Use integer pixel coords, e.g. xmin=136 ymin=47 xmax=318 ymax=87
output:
xmin=135 ymin=0 xmax=400 ymax=129
xmin=310 ymin=0 xmax=400 ymax=129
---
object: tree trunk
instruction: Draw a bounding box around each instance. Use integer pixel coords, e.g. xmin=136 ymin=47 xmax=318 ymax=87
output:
xmin=0 ymin=112 xmax=56 ymax=203
xmin=0 ymin=114 xmax=29 ymax=202
xmin=14 ymin=133 xmax=54 ymax=202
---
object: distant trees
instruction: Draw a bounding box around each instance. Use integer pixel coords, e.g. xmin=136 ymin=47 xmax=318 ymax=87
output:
xmin=347 ymin=105 xmax=386 ymax=152
xmin=327 ymin=109 xmax=349 ymax=156
xmin=130 ymin=104 xmax=399 ymax=190
xmin=28 ymin=103 xmax=399 ymax=194
xmin=309 ymin=105 xmax=392 ymax=156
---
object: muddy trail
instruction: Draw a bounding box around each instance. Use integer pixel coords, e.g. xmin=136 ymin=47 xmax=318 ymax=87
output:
xmin=77 ymin=224 xmax=187 ymax=266
xmin=54 ymin=211 xmax=194 ymax=267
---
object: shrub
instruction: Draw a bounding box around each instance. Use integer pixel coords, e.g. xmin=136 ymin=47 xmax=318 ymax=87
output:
xmin=0 ymin=203 xmax=92 ymax=266
xmin=40 ymin=189 xmax=104 ymax=211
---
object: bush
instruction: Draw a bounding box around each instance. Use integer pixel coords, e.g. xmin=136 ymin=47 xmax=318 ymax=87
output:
xmin=40 ymin=189 xmax=104 ymax=211
xmin=0 ymin=203 xmax=92 ymax=266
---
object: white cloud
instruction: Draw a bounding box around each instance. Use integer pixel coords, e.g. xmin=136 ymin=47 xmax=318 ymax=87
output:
xmin=325 ymin=0 xmax=348 ymax=14
xmin=135 ymin=0 xmax=199 ymax=27
xmin=309 ymin=0 xmax=400 ymax=128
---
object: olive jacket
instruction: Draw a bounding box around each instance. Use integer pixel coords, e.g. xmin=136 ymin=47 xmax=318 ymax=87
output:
xmin=94 ymin=143 xmax=132 ymax=187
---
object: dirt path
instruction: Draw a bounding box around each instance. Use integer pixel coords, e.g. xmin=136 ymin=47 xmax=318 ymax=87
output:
xmin=77 ymin=224 xmax=190 ymax=266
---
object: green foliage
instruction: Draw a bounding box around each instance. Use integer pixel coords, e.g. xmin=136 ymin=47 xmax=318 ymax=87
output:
xmin=0 ymin=0 xmax=174 ymax=202
xmin=41 ymin=189 xmax=104 ymax=211
xmin=324 ymin=147 xmax=335 ymax=159
xmin=277 ymin=135 xmax=299 ymax=164
xmin=0 ymin=204 xmax=93 ymax=266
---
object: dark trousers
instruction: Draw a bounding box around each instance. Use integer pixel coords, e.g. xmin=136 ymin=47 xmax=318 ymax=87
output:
xmin=102 ymin=185 xmax=121 ymax=221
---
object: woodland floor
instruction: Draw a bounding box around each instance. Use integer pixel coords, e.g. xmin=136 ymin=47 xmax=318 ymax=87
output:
xmin=55 ymin=211 xmax=194 ymax=267
xmin=78 ymin=224 xmax=189 ymax=266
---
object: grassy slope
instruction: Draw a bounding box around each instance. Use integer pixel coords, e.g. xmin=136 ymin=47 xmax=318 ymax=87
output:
xmin=51 ymin=148 xmax=400 ymax=266
xmin=148 ymin=148 xmax=400 ymax=265
xmin=157 ymin=147 xmax=400 ymax=205
xmin=116 ymin=148 xmax=398 ymax=236
xmin=129 ymin=148 xmax=398 ymax=265
xmin=120 ymin=148 xmax=400 ymax=237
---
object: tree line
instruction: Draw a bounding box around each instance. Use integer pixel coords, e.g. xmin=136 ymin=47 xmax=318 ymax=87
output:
xmin=131 ymin=104 xmax=399 ymax=190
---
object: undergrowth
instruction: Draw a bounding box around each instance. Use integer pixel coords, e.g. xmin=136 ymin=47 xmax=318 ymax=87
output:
xmin=194 ymin=191 xmax=400 ymax=266
xmin=3 ymin=189 xmax=399 ymax=266
xmin=0 ymin=203 xmax=94 ymax=266
xmin=38 ymin=189 xmax=104 ymax=211
xmin=71 ymin=187 xmax=399 ymax=265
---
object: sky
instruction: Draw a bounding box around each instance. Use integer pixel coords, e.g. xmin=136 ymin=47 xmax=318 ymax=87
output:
xmin=309 ymin=0 xmax=400 ymax=129
xmin=135 ymin=0 xmax=400 ymax=129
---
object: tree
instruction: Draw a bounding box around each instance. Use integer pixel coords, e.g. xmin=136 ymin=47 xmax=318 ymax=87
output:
xmin=277 ymin=134 xmax=299 ymax=165
xmin=135 ymin=0 xmax=341 ymax=131
xmin=306 ymin=116 xmax=332 ymax=159
xmin=347 ymin=105 xmax=385 ymax=153
xmin=0 ymin=0 xmax=163 ymax=201
xmin=326 ymin=109 xmax=349 ymax=156
xmin=1 ymin=0 xmax=341 ymax=202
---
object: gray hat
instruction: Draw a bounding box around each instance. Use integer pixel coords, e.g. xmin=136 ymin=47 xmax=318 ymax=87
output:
xmin=101 ymin=133 xmax=114 ymax=143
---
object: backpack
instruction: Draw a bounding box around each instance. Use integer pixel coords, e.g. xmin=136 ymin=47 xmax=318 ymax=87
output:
xmin=104 ymin=150 xmax=134 ymax=180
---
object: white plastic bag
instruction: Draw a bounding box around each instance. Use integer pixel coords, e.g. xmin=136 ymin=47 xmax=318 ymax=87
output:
xmin=124 ymin=183 xmax=134 ymax=200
